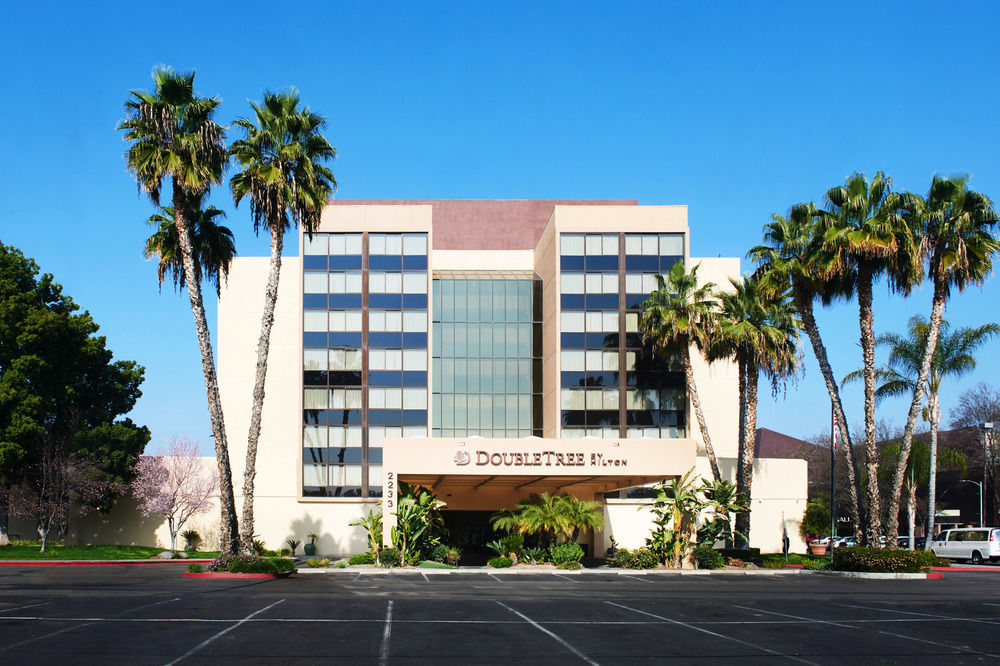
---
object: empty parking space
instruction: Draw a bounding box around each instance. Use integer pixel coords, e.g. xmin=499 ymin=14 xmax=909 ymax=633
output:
xmin=1 ymin=567 xmax=998 ymax=664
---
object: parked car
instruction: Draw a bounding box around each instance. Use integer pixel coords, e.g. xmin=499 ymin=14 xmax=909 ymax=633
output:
xmin=930 ymin=527 xmax=1000 ymax=564
xmin=896 ymin=536 xmax=927 ymax=549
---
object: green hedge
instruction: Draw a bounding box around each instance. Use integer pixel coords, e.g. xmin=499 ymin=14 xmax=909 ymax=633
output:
xmin=832 ymin=546 xmax=947 ymax=573
xmin=349 ymin=552 xmax=374 ymax=565
xmin=549 ymin=543 xmax=584 ymax=566
xmin=488 ymin=556 xmax=513 ymax=568
xmin=614 ymin=548 xmax=659 ymax=569
xmin=692 ymin=546 xmax=724 ymax=570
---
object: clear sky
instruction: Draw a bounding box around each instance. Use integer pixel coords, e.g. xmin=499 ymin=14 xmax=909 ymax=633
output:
xmin=2 ymin=1 xmax=999 ymax=453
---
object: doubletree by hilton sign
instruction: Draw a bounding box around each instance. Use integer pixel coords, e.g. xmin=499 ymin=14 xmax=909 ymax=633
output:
xmin=454 ymin=449 xmax=629 ymax=469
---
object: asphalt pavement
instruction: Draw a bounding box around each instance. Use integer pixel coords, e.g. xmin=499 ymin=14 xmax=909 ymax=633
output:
xmin=1 ymin=565 xmax=997 ymax=664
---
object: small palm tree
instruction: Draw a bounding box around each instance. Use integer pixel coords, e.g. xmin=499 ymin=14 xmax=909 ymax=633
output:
xmin=639 ymin=262 xmax=721 ymax=481
xmin=144 ymin=193 xmax=236 ymax=296
xmin=119 ymin=67 xmax=239 ymax=555
xmin=651 ymin=469 xmax=704 ymax=568
xmin=711 ymin=274 xmax=800 ymax=547
xmin=749 ymin=203 xmax=864 ymax=541
xmin=230 ymin=91 xmax=336 ymax=552
xmin=555 ymin=495 xmax=605 ymax=543
xmin=883 ymin=176 xmax=1000 ymax=543
xmin=846 ymin=317 xmax=998 ymax=546
xmin=821 ymin=171 xmax=916 ymax=545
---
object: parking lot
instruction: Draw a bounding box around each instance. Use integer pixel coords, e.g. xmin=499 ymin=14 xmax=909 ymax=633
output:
xmin=1 ymin=565 xmax=998 ymax=664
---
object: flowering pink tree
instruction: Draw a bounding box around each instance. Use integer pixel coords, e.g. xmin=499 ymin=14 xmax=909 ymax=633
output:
xmin=132 ymin=437 xmax=218 ymax=550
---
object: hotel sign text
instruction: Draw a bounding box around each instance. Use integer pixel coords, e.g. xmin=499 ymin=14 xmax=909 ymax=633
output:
xmin=469 ymin=450 xmax=628 ymax=468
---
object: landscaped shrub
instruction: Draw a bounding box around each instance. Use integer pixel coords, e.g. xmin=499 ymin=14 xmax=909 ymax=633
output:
xmin=207 ymin=553 xmax=295 ymax=574
xmin=624 ymin=548 xmax=659 ymax=570
xmin=802 ymin=558 xmax=830 ymax=570
xmin=556 ymin=561 xmax=583 ymax=570
xmin=521 ymin=546 xmax=546 ymax=564
xmin=307 ymin=557 xmax=332 ymax=568
xmin=380 ymin=547 xmax=401 ymax=567
xmin=832 ymin=546 xmax=943 ymax=573
xmin=187 ymin=563 xmax=203 ymax=573
xmin=718 ymin=547 xmax=761 ymax=561
xmin=612 ymin=548 xmax=632 ymax=568
xmin=488 ymin=556 xmax=513 ymax=568
xmin=549 ymin=542 xmax=584 ymax=567
xmin=349 ymin=552 xmax=375 ymax=565
xmin=418 ymin=560 xmax=455 ymax=569
xmin=692 ymin=545 xmax=724 ymax=570
xmin=760 ymin=559 xmax=787 ymax=569
xmin=430 ymin=543 xmax=449 ymax=563
xmin=444 ymin=546 xmax=462 ymax=566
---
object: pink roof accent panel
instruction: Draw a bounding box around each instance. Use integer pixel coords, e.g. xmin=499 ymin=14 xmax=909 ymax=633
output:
xmin=329 ymin=200 xmax=638 ymax=250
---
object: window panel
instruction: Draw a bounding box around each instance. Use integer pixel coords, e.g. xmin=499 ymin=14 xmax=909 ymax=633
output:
xmin=402 ymin=234 xmax=427 ymax=255
xmin=344 ymin=234 xmax=363 ymax=254
xmin=369 ymin=234 xmax=386 ymax=255
xmin=303 ymin=464 xmax=327 ymax=486
xmin=303 ymin=234 xmax=328 ymax=255
xmin=385 ymin=272 xmax=402 ymax=293
xmin=384 ymin=388 xmax=402 ymax=409
xmin=625 ymin=273 xmax=642 ymax=293
xmin=625 ymin=235 xmax=642 ymax=254
xmin=602 ymin=234 xmax=618 ymax=255
xmin=561 ymin=273 xmax=585 ymax=294
xmin=368 ymin=465 xmax=383 ymax=486
xmin=561 ymin=350 xmax=585 ymax=372
xmin=304 ymin=349 xmax=327 ymax=371
xmin=329 ymin=465 xmax=362 ymax=486
xmin=304 ymin=273 xmax=328 ymax=293
xmin=561 ymin=388 xmax=585 ymax=410
xmin=584 ymin=273 xmax=602 ymax=294
xmin=369 ymin=272 xmax=385 ymax=293
xmin=602 ymin=273 xmax=618 ymax=293
xmin=625 ymin=313 xmax=639 ymax=333
xmin=385 ymin=311 xmax=402 ymax=332
xmin=585 ymin=234 xmax=603 ymax=256
xmin=403 ymin=272 xmax=427 ymax=294
xmin=561 ymin=311 xmax=585 ymax=332
xmin=403 ymin=311 xmax=427 ymax=332
xmin=303 ymin=426 xmax=328 ymax=447
xmin=561 ymin=234 xmax=585 ymax=255
xmin=384 ymin=234 xmax=402 ymax=254
xmin=304 ymin=389 xmax=328 ymax=409
xmin=641 ymin=235 xmax=659 ymax=255
xmin=660 ymin=234 xmax=684 ymax=255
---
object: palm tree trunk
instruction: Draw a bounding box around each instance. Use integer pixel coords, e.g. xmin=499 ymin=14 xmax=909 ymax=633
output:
xmin=0 ymin=484 xmax=9 ymax=546
xmin=172 ymin=183 xmax=239 ymax=556
xmin=735 ymin=360 xmax=758 ymax=549
xmin=240 ymin=224 xmax=285 ymax=552
xmin=886 ymin=280 xmax=946 ymax=543
xmin=856 ymin=266 xmax=881 ymax=546
xmin=924 ymin=396 xmax=941 ymax=550
xmin=907 ymin=479 xmax=916 ymax=550
xmin=792 ymin=286 xmax=863 ymax=541
xmin=681 ymin=346 xmax=720 ymax=482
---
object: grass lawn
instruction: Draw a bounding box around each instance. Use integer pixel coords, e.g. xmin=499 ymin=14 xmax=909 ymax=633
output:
xmin=0 ymin=540 xmax=220 ymax=560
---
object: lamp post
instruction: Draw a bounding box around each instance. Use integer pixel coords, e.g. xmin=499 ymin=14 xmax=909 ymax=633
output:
xmin=980 ymin=422 xmax=994 ymax=526
xmin=959 ymin=480 xmax=984 ymax=528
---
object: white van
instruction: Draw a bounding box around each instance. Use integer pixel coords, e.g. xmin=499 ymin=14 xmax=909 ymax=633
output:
xmin=930 ymin=528 xmax=1000 ymax=564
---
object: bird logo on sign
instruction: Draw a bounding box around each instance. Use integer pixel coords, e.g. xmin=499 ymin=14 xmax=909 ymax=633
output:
xmin=454 ymin=450 xmax=471 ymax=466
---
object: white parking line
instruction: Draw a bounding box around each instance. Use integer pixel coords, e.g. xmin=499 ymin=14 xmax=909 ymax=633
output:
xmin=1 ymin=597 xmax=180 ymax=653
xmin=164 ymin=599 xmax=285 ymax=666
xmin=488 ymin=573 xmax=504 ymax=584
xmin=421 ymin=572 xmax=429 ymax=582
xmin=834 ymin=603 xmax=999 ymax=657
xmin=378 ymin=600 xmax=393 ymax=666
xmin=730 ymin=605 xmax=856 ymax=630
xmin=554 ymin=573 xmax=579 ymax=583
xmin=497 ymin=602 xmax=599 ymax=666
xmin=619 ymin=574 xmax=653 ymax=584
xmin=0 ymin=602 xmax=48 ymax=614
xmin=606 ymin=601 xmax=819 ymax=666
xmin=837 ymin=602 xmax=1000 ymax=626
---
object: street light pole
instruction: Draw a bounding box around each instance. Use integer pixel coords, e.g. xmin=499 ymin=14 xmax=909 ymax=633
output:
xmin=960 ymin=479 xmax=984 ymax=528
xmin=982 ymin=422 xmax=994 ymax=526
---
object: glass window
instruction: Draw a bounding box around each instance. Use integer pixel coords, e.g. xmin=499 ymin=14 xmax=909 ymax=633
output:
xmin=403 ymin=234 xmax=427 ymax=255
xmin=585 ymin=234 xmax=603 ymax=256
xmin=330 ymin=388 xmax=362 ymax=409
xmin=561 ymin=273 xmax=585 ymax=294
xmin=384 ymin=234 xmax=402 ymax=254
xmin=584 ymin=273 xmax=602 ymax=294
xmin=386 ymin=272 xmax=402 ymax=293
xmin=561 ymin=234 xmax=585 ymax=255
xmin=602 ymin=273 xmax=617 ymax=293
xmin=304 ymin=349 xmax=327 ymax=371
xmin=403 ymin=349 xmax=426 ymax=371
xmin=642 ymin=273 xmax=658 ymax=293
xmin=329 ymin=465 xmax=362 ymax=486
xmin=328 ymin=234 xmax=346 ymax=255
xmin=660 ymin=234 xmax=684 ymax=255
xmin=641 ymin=235 xmax=658 ymax=255
xmin=603 ymin=312 xmax=618 ymax=332
xmin=562 ymin=350 xmax=585 ymax=372
xmin=369 ymin=234 xmax=386 ymax=255
xmin=602 ymin=234 xmax=618 ymax=255
xmin=625 ymin=273 xmax=642 ymax=293
xmin=304 ymin=273 xmax=328 ymax=293
xmin=561 ymin=311 xmax=585 ymax=332
xmin=561 ymin=388 xmax=585 ymax=410
xmin=303 ymin=426 xmax=327 ymax=447
xmin=303 ymin=464 xmax=326 ymax=486
xmin=329 ymin=349 xmax=362 ymax=371
xmin=403 ymin=311 xmax=427 ymax=332
xmin=403 ymin=272 xmax=427 ymax=294
xmin=303 ymin=234 xmax=328 ymax=255
xmin=304 ymin=312 xmax=328 ymax=332
xmin=625 ymin=235 xmax=642 ymax=255
xmin=625 ymin=313 xmax=639 ymax=332
xmin=385 ymin=311 xmax=402 ymax=332
xmin=304 ymin=389 xmax=328 ymax=409
xmin=369 ymin=272 xmax=385 ymax=293
xmin=345 ymin=234 xmax=363 ymax=254
xmin=402 ymin=426 xmax=426 ymax=438
xmin=402 ymin=388 xmax=427 ymax=409
xmin=368 ymin=465 xmax=383 ymax=486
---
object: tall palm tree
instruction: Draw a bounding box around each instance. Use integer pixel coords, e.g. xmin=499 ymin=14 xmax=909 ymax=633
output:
xmin=822 ymin=172 xmax=916 ymax=545
xmin=749 ymin=203 xmax=865 ymax=541
xmin=711 ymin=274 xmax=800 ymax=547
xmin=118 ymin=67 xmax=240 ymax=554
xmin=144 ymin=193 xmax=236 ymax=296
xmin=848 ymin=317 xmax=999 ymax=547
xmin=884 ymin=177 xmax=1000 ymax=543
xmin=230 ymin=91 xmax=336 ymax=552
xmin=640 ymin=262 xmax=722 ymax=481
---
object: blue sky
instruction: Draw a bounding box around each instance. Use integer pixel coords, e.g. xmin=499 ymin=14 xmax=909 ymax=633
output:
xmin=2 ymin=1 xmax=999 ymax=453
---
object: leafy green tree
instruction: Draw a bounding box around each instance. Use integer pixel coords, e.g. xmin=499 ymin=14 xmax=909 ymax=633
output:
xmin=119 ymin=67 xmax=240 ymax=555
xmin=348 ymin=509 xmax=383 ymax=565
xmin=799 ymin=500 xmax=831 ymax=542
xmin=749 ymin=203 xmax=864 ymax=540
xmin=649 ymin=469 xmax=706 ymax=568
xmin=821 ymin=172 xmax=916 ymax=545
xmin=639 ymin=262 xmax=721 ymax=481
xmin=0 ymin=243 xmax=149 ymax=549
xmin=847 ymin=317 xmax=998 ymax=545
xmin=229 ymin=91 xmax=336 ymax=553
xmin=879 ymin=440 xmax=965 ymax=549
xmin=490 ymin=492 xmax=605 ymax=547
xmin=711 ymin=273 xmax=800 ymax=546
xmin=698 ymin=479 xmax=748 ymax=547
xmin=883 ymin=177 xmax=1000 ymax=544
xmin=390 ymin=482 xmax=446 ymax=565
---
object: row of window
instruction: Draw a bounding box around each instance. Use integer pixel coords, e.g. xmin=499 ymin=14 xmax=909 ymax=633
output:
xmin=560 ymin=427 xmax=688 ymax=439
xmin=433 ymin=358 xmax=542 ymax=394
xmin=560 ymin=233 xmax=683 ymax=257
xmin=303 ymin=272 xmax=428 ymax=294
xmin=433 ymin=279 xmax=541 ymax=323
xmin=303 ymin=388 xmax=428 ymax=410
xmin=432 ymin=323 xmax=541 ymax=358
xmin=433 ymin=393 xmax=541 ymax=430
xmin=303 ymin=233 xmax=428 ymax=256
xmin=560 ymin=387 xmax=685 ymax=411
xmin=304 ymin=425 xmax=428 ymax=447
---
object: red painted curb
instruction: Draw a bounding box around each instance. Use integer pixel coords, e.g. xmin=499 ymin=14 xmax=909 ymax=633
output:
xmin=0 ymin=559 xmax=214 ymax=567
xmin=784 ymin=564 xmax=805 ymax=568
xmin=184 ymin=572 xmax=279 ymax=579
xmin=926 ymin=572 xmax=945 ymax=579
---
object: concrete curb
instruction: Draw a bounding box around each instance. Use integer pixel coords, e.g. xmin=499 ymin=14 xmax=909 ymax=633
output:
xmin=295 ymin=566 xmax=810 ymax=576
xmin=0 ymin=559 xmax=215 ymax=567
xmin=816 ymin=570 xmax=943 ymax=580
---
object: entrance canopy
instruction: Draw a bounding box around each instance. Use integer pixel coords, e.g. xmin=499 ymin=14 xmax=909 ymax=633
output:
xmin=381 ymin=436 xmax=696 ymax=546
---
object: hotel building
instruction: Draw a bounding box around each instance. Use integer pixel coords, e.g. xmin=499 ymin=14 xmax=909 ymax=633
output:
xmin=213 ymin=200 xmax=807 ymax=556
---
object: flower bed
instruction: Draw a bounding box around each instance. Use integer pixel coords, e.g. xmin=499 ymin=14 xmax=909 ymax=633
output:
xmin=185 ymin=554 xmax=296 ymax=578
xmin=832 ymin=546 xmax=948 ymax=573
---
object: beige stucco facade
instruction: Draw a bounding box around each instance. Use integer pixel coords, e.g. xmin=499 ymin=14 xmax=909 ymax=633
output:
xmin=55 ymin=201 xmax=806 ymax=557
